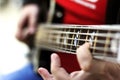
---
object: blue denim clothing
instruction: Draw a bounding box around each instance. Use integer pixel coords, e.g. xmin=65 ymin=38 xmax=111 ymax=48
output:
xmin=0 ymin=63 xmax=43 ymax=80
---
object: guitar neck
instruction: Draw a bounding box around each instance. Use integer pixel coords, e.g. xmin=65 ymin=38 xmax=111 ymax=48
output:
xmin=35 ymin=24 xmax=120 ymax=63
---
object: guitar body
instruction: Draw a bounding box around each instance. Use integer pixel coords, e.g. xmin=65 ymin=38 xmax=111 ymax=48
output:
xmin=57 ymin=52 xmax=80 ymax=72
xmin=38 ymin=49 xmax=80 ymax=73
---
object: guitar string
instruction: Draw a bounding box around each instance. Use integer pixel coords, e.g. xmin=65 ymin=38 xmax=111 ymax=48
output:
xmin=40 ymin=24 xmax=120 ymax=31
xmin=44 ymin=30 xmax=120 ymax=39
xmin=39 ymin=40 xmax=118 ymax=53
xmin=44 ymin=35 xmax=110 ymax=44
xmin=39 ymin=43 xmax=117 ymax=58
xmin=103 ymin=31 xmax=111 ymax=58
xmin=39 ymin=32 xmax=119 ymax=53
xmin=39 ymin=44 xmax=118 ymax=63
xmin=92 ymin=30 xmax=99 ymax=54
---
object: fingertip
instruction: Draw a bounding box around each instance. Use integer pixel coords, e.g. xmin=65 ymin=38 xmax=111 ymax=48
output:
xmin=38 ymin=67 xmax=52 ymax=80
xmin=51 ymin=53 xmax=58 ymax=59
xmin=51 ymin=53 xmax=60 ymax=64
xmin=38 ymin=67 xmax=44 ymax=73
xmin=76 ymin=42 xmax=91 ymax=53
xmin=51 ymin=53 xmax=58 ymax=64
xmin=51 ymin=53 xmax=61 ymax=72
xmin=83 ymin=42 xmax=91 ymax=48
xmin=38 ymin=67 xmax=49 ymax=75
xmin=38 ymin=67 xmax=46 ymax=75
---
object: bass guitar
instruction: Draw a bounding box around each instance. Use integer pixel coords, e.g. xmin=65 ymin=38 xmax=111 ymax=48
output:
xmin=34 ymin=24 xmax=120 ymax=73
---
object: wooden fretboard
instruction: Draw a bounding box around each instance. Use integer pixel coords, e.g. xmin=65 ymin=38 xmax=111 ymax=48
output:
xmin=35 ymin=24 xmax=120 ymax=63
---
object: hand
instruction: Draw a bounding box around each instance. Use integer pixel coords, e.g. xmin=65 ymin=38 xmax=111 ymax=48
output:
xmin=16 ymin=4 xmax=39 ymax=43
xmin=38 ymin=43 xmax=120 ymax=80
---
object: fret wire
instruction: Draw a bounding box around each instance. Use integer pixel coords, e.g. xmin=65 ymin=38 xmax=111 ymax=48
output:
xmin=48 ymin=30 xmax=52 ymax=42
xmin=66 ymin=28 xmax=70 ymax=50
xmin=39 ymin=40 xmax=118 ymax=53
xmin=56 ymin=33 xmax=61 ymax=44
xmin=70 ymin=29 xmax=76 ymax=51
xmin=64 ymin=28 xmax=67 ymax=51
xmin=60 ymin=29 xmax=63 ymax=49
xmin=86 ymin=29 xmax=89 ymax=42
xmin=45 ymin=30 xmax=119 ymax=39
xmin=92 ymin=30 xmax=99 ymax=54
xmin=103 ymin=31 xmax=111 ymax=57
xmin=77 ymin=30 xmax=81 ymax=48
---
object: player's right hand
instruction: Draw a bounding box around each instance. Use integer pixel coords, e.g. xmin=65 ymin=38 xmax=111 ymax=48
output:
xmin=16 ymin=4 xmax=39 ymax=43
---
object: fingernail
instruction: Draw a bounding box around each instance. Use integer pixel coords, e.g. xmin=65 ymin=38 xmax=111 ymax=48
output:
xmin=51 ymin=53 xmax=58 ymax=62
xmin=38 ymin=67 xmax=44 ymax=73
xmin=51 ymin=53 xmax=58 ymax=59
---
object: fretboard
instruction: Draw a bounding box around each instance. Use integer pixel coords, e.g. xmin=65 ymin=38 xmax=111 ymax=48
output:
xmin=35 ymin=24 xmax=120 ymax=63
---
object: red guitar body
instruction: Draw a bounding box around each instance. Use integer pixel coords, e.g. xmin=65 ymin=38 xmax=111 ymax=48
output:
xmin=57 ymin=53 xmax=80 ymax=73
xmin=38 ymin=49 xmax=80 ymax=73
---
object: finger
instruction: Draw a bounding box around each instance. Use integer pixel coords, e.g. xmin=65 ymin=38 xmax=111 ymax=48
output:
xmin=16 ymin=13 xmax=28 ymax=40
xmin=28 ymin=12 xmax=37 ymax=34
xmin=38 ymin=67 xmax=53 ymax=80
xmin=76 ymin=42 xmax=92 ymax=71
xmin=51 ymin=53 xmax=61 ymax=70
xmin=51 ymin=53 xmax=69 ymax=80
xmin=76 ymin=43 xmax=106 ymax=73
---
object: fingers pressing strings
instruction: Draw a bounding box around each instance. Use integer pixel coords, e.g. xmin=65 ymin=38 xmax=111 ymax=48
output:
xmin=76 ymin=42 xmax=92 ymax=71
xmin=76 ymin=43 xmax=106 ymax=74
